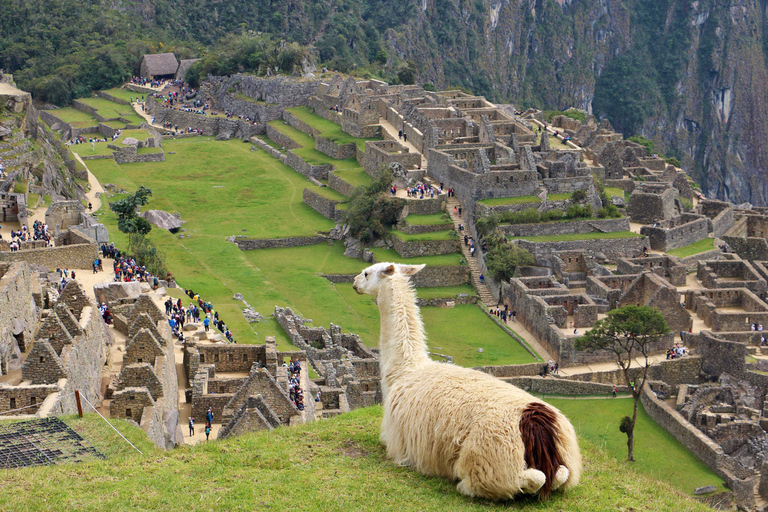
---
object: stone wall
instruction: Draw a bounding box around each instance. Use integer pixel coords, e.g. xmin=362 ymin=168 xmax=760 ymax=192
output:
xmin=303 ymin=188 xmax=342 ymax=220
xmin=327 ymin=172 xmax=356 ymax=197
xmin=0 ymin=240 xmax=99 ymax=270
xmin=640 ymin=216 xmax=709 ymax=252
xmin=233 ymin=235 xmax=328 ymax=251
xmin=402 ymin=196 xmax=446 ymax=216
xmin=507 ymin=376 xmax=627 ymax=395
xmin=0 ymin=384 xmax=58 ymax=415
xmin=712 ymin=208 xmax=735 ymax=238
xmin=265 ymin=124 xmax=300 ymax=150
xmin=390 ymin=235 xmax=459 ymax=258
xmin=209 ymin=74 xmax=321 ymax=107
xmin=250 ymin=136 xmax=288 ymax=163
xmin=627 ymin=188 xmax=677 ymax=224
xmin=515 ymin=236 xmax=647 ymax=262
xmin=397 ymin=219 xmax=454 ymax=235
xmin=194 ymin=344 xmax=264 ymax=373
xmin=315 ymin=135 xmax=356 ymax=160
xmin=283 ymin=110 xmax=320 ymax=137
xmin=0 ymin=262 xmax=39 ymax=377
xmin=208 ymin=96 xmax=283 ymax=124
xmin=285 ymin=150 xmax=332 ymax=180
xmin=323 ymin=264 xmax=469 ymax=288
xmin=145 ymin=98 xmax=263 ymax=140
xmin=499 ymin=217 xmax=629 ymax=238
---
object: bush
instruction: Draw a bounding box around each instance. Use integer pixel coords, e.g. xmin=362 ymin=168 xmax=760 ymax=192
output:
xmin=485 ymin=243 xmax=535 ymax=282
xmin=344 ymin=168 xmax=404 ymax=244
xmin=628 ymin=135 xmax=655 ymax=154
xmin=127 ymin=233 xmax=168 ymax=278
xmin=541 ymin=209 xmax=564 ymax=221
xmin=476 ymin=214 xmax=499 ymax=237
xmin=565 ymin=204 xmax=592 ymax=219
xmin=499 ymin=208 xmax=540 ymax=225
xmin=665 ymin=156 xmax=681 ymax=167
xmin=572 ymin=189 xmax=587 ymax=202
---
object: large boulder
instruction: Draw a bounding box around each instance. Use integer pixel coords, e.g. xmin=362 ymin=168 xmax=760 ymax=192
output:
xmin=93 ymin=281 xmax=142 ymax=304
xmin=141 ymin=210 xmax=183 ymax=232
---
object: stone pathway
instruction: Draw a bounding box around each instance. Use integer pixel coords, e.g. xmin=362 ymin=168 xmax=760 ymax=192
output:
xmin=377 ymin=117 xmax=427 ymax=167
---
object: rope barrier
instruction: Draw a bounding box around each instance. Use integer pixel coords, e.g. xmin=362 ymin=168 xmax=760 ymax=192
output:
xmin=79 ymin=394 xmax=143 ymax=455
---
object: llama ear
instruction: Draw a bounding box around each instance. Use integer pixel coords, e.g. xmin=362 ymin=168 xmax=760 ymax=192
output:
xmin=379 ymin=264 xmax=396 ymax=277
xmin=398 ymin=264 xmax=426 ymax=275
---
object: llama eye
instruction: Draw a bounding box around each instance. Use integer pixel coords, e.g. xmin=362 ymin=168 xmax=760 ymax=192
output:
xmin=364 ymin=272 xmax=368 ymax=277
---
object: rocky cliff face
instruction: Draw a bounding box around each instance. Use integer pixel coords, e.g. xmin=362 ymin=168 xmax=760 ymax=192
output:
xmin=375 ymin=0 xmax=768 ymax=206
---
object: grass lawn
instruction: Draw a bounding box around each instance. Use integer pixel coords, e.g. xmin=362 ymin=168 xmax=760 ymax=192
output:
xmin=604 ymin=187 xmax=626 ymax=201
xmin=667 ymin=238 xmax=715 ymax=258
xmin=0 ymin=407 xmax=711 ymax=511
xmin=545 ymin=397 xmax=726 ymax=496
xmin=47 ymin=107 xmax=98 ymax=128
xmin=547 ymin=192 xmax=574 ymax=201
xmin=137 ymin=146 xmax=163 ymax=154
xmin=478 ymin=195 xmax=542 ymax=206
xmin=71 ymin=129 xmax=154 ymax=159
xmin=331 ymin=168 xmax=373 ymax=188
xmin=422 ymin=305 xmax=536 ymax=365
xmin=78 ymin=96 xmax=136 ymax=120
xmin=102 ymin=88 xmax=138 ymax=103
xmin=391 ymin=229 xmax=455 ymax=241
xmin=369 ymin=248 xmax=463 ymax=266
xmin=416 ymin=285 xmax=477 ymax=299
xmin=511 ymin=231 xmax=644 ymax=242
xmin=404 ymin=213 xmax=452 ymax=226
xmin=287 ymin=106 xmax=379 ymax=151
xmin=549 ymin=135 xmax=572 ymax=150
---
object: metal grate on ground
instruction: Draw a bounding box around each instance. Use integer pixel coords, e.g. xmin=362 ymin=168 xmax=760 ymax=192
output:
xmin=0 ymin=417 xmax=105 ymax=469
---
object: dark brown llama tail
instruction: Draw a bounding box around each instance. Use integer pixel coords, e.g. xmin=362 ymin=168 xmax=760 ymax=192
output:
xmin=520 ymin=402 xmax=562 ymax=500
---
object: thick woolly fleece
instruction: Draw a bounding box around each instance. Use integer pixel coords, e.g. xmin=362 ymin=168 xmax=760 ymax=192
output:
xmin=353 ymin=262 xmax=582 ymax=501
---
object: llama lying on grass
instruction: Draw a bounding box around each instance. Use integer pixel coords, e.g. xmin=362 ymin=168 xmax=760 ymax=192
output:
xmin=353 ymin=262 xmax=581 ymax=500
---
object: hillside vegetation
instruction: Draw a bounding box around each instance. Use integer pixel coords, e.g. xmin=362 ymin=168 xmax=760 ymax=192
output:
xmin=0 ymin=407 xmax=713 ymax=511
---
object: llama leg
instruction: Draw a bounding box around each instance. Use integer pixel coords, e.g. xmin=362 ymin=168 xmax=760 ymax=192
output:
xmin=519 ymin=468 xmax=546 ymax=495
xmin=551 ymin=466 xmax=570 ymax=491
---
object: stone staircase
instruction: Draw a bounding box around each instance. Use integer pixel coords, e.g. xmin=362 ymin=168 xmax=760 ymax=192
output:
xmin=445 ymin=196 xmax=497 ymax=307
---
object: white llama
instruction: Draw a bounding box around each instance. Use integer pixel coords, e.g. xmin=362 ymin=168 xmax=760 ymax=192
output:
xmin=353 ymin=262 xmax=581 ymax=500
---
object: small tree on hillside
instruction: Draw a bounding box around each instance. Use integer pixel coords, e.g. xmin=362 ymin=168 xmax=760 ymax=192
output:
xmin=344 ymin=168 xmax=404 ymax=244
xmin=484 ymin=237 xmax=534 ymax=282
xmin=575 ymin=305 xmax=670 ymax=461
xmin=109 ymin=186 xmax=153 ymax=235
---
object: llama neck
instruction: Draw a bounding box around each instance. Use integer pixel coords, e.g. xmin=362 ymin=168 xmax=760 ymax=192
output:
xmin=377 ymin=275 xmax=429 ymax=381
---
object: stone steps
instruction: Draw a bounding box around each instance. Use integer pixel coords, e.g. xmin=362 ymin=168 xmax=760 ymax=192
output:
xmin=445 ymin=196 xmax=497 ymax=307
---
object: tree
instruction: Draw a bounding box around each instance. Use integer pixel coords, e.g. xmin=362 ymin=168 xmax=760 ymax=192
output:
xmin=484 ymin=239 xmax=534 ymax=282
xmin=109 ymin=186 xmax=153 ymax=234
xmin=575 ymin=305 xmax=670 ymax=461
xmin=344 ymin=167 xmax=404 ymax=244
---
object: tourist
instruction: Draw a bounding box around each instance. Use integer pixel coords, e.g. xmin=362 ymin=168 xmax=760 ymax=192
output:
xmin=612 ymin=386 xmax=617 ymax=398
xmin=479 ymin=273 xmax=485 ymax=284
xmin=188 ymin=417 xmax=194 ymax=436
xmin=206 ymin=407 xmax=214 ymax=427
xmin=205 ymin=424 xmax=211 ymax=441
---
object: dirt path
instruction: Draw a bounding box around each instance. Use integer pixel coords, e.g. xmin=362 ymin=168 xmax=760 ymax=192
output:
xmin=378 ymin=117 xmax=427 ymax=167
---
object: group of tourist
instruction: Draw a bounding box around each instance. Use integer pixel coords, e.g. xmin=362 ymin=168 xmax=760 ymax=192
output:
xmin=55 ymin=268 xmax=76 ymax=292
xmin=98 ymin=302 xmax=113 ymax=325
xmin=286 ymin=358 xmax=305 ymax=411
xmin=490 ymin=305 xmax=516 ymax=323
xmin=751 ymin=323 xmax=764 ymax=332
xmin=405 ymin=183 xmax=436 ymax=199
xmin=130 ymin=76 xmax=166 ymax=88
xmin=666 ymin=344 xmax=687 ymax=359
xmin=463 ymin=234 xmax=477 ymax=257
xmin=167 ymin=288 xmax=238 ymax=343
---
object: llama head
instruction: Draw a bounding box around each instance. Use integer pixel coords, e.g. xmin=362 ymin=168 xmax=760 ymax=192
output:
xmin=353 ymin=262 xmax=425 ymax=297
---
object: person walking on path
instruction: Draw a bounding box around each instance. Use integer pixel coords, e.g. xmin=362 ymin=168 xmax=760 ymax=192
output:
xmin=612 ymin=386 xmax=617 ymax=398
xmin=205 ymin=425 xmax=211 ymax=441
xmin=188 ymin=417 xmax=194 ymax=436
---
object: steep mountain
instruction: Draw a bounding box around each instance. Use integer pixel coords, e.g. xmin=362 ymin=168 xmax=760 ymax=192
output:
xmin=3 ymin=0 xmax=768 ymax=204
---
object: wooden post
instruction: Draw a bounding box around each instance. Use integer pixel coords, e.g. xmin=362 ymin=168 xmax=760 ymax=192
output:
xmin=75 ymin=389 xmax=83 ymax=418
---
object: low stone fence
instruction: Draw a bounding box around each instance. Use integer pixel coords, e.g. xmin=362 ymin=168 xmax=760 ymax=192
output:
xmin=303 ymin=188 xmax=343 ymax=220
xmin=416 ymin=296 xmax=477 ymax=307
xmin=401 ymin=196 xmax=446 ymax=216
xmin=285 ymin=151 xmax=332 ymax=180
xmin=145 ymin=97 xmax=264 ymax=140
xmin=232 ymin=236 xmax=329 ymax=250
xmin=499 ymin=217 xmax=629 ymax=238
xmin=566 ymin=355 xmax=701 ymax=387
xmin=474 ymin=363 xmax=543 ymax=378
xmin=265 ymin=124 xmax=300 ymax=150
xmin=249 ymin=137 xmax=287 ymax=163
xmin=97 ymin=90 xmax=131 ymax=105
xmin=390 ymin=235 xmax=459 ymax=258
xmin=283 ymin=110 xmax=319 ymax=137
xmin=308 ymin=97 xmax=342 ymax=125
xmin=678 ymin=248 xmax=724 ymax=270
xmin=322 ymin=265 xmax=469 ymax=288
xmin=506 ymin=376 xmax=629 ymax=396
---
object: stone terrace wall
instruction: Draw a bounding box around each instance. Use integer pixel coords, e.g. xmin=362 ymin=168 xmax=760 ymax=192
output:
xmin=516 ymin=236 xmax=647 ymax=262
xmin=233 ymin=236 xmax=328 ymax=251
xmin=0 ymin=262 xmax=39 ymax=376
xmin=640 ymin=217 xmax=709 ymax=251
xmin=315 ymin=135 xmax=356 ymax=160
xmin=402 ymin=197 xmax=446 ymax=216
xmin=265 ymin=124 xmax=300 ymax=150
xmin=145 ymin=98 xmax=263 ymax=140
xmin=307 ymin=97 xmax=342 ymax=125
xmin=283 ymin=110 xmax=320 ymax=137
xmin=390 ymin=235 xmax=459 ymax=258
xmin=327 ymin=172 xmax=356 ymax=197
xmin=250 ymin=136 xmax=288 ymax=163
xmin=499 ymin=217 xmax=629 ymax=238
xmin=323 ymin=265 xmax=469 ymax=288
xmin=303 ymin=188 xmax=342 ymax=220
xmin=567 ymin=355 xmax=702 ymax=387
xmin=285 ymin=150 xmax=332 ymax=180
xmin=209 ymin=74 xmax=321 ymax=107
xmin=209 ymin=96 xmax=283 ymax=124
xmin=508 ymin=376 xmax=627 ymax=395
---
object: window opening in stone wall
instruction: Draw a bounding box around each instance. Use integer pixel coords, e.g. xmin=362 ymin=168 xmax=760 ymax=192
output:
xmin=30 ymin=397 xmax=35 ymax=406
xmin=229 ymin=354 xmax=233 ymax=363
xmin=214 ymin=354 xmax=220 ymax=363
xmin=10 ymin=398 xmax=16 ymax=409
xmin=242 ymin=354 xmax=248 ymax=363
xmin=126 ymin=408 xmax=132 ymax=418
xmin=200 ymin=355 xmax=205 ymax=363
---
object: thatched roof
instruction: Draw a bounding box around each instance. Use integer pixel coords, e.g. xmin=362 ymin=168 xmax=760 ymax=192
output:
xmin=176 ymin=59 xmax=200 ymax=80
xmin=141 ymin=53 xmax=179 ymax=77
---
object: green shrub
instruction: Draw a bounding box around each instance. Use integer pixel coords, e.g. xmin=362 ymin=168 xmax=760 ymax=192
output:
xmin=566 ymin=204 xmax=592 ymax=219
xmin=628 ymin=135 xmax=655 ymax=154
xmin=476 ymin=214 xmax=500 ymax=237
xmin=499 ymin=208 xmax=540 ymax=225
xmin=344 ymin=168 xmax=404 ymax=244
xmin=485 ymin=243 xmax=535 ymax=282
xmin=541 ymin=209 xmax=564 ymax=221
xmin=572 ymin=189 xmax=587 ymax=202
xmin=680 ymin=198 xmax=693 ymax=210
xmin=665 ymin=156 xmax=681 ymax=167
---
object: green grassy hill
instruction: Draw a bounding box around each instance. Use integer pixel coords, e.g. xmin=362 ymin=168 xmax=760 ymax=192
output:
xmin=0 ymin=407 xmax=713 ymax=511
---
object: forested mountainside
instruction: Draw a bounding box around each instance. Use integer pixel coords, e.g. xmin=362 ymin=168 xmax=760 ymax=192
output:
xmin=1 ymin=0 xmax=767 ymax=205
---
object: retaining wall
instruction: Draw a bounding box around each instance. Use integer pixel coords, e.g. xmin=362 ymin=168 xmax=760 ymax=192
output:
xmin=233 ymin=236 xmax=329 ymax=250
